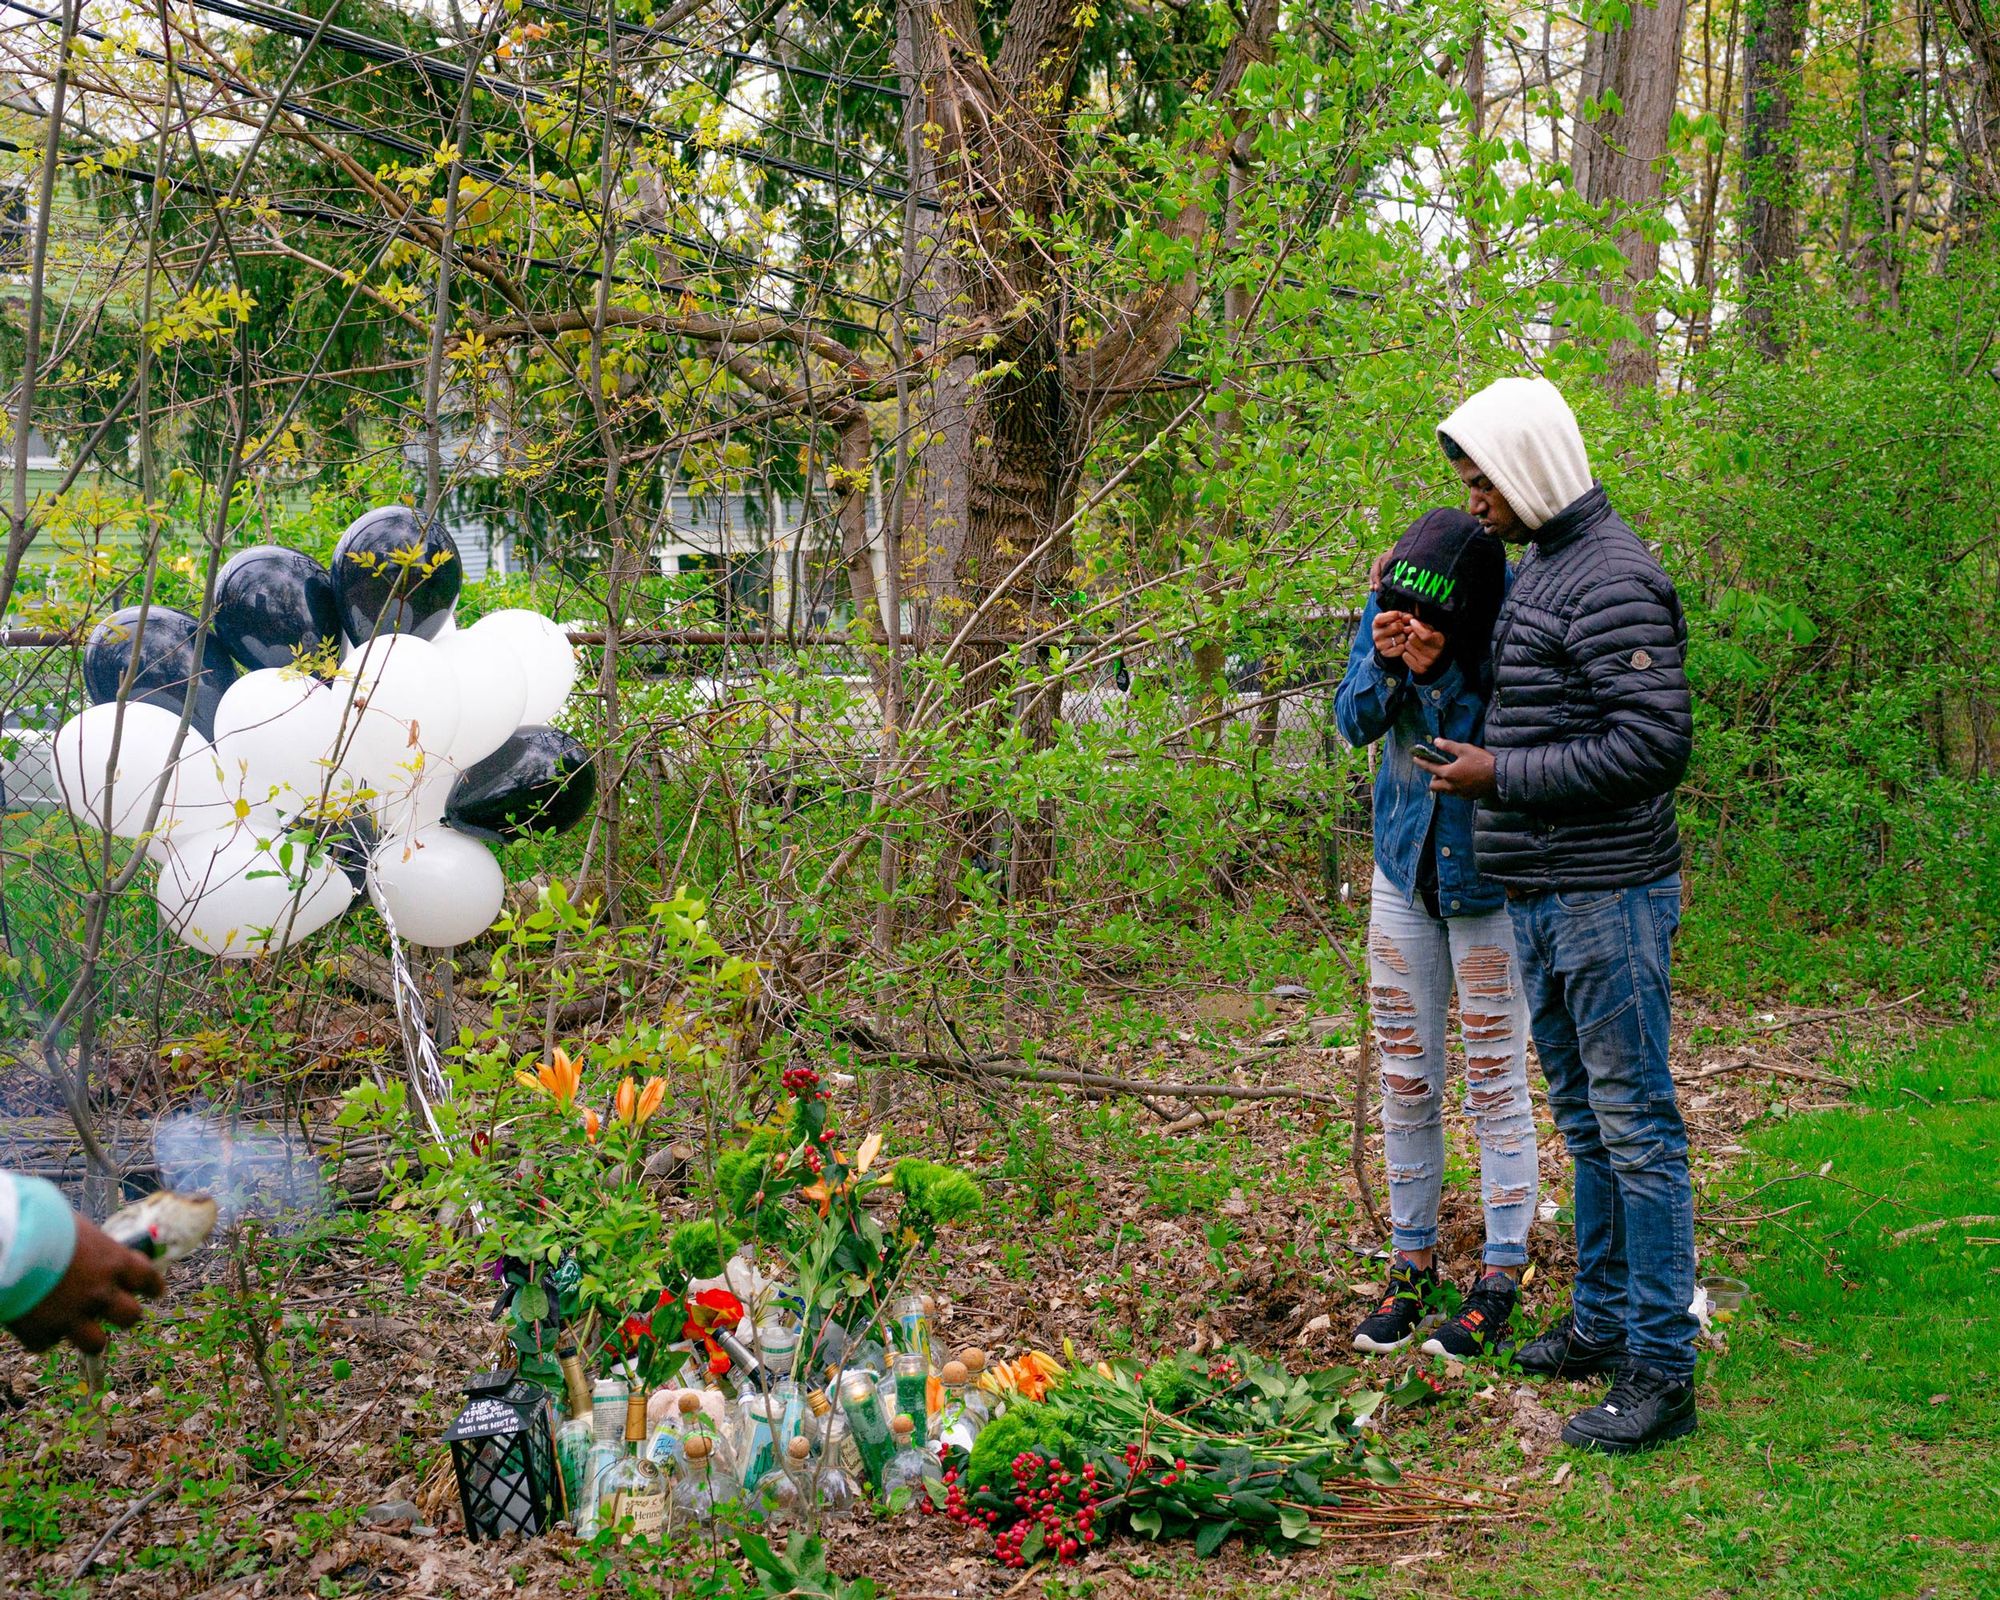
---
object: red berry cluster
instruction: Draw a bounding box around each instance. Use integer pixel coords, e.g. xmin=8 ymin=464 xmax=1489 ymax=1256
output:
xmin=1207 ymin=1354 xmax=1242 ymax=1385
xmin=1120 ymin=1443 xmax=1189 ymax=1489
xmin=780 ymin=1065 xmax=823 ymax=1096
xmin=803 ymin=1145 xmax=825 ymax=1175
xmin=924 ymin=1466 xmax=989 ymax=1528
xmin=959 ymin=1453 xmax=1101 ymax=1568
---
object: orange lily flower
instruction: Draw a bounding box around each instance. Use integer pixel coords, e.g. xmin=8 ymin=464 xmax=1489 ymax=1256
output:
xmin=634 ymin=1076 xmax=665 ymax=1127
xmin=580 ymin=1108 xmax=601 ymax=1142
xmin=514 ymin=1046 xmax=582 ymax=1109
xmin=613 ymin=1075 xmax=666 ymax=1128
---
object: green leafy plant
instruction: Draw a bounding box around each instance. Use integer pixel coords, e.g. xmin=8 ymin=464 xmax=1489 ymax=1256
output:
xmin=339 ymin=884 xmax=757 ymax=1387
xmin=702 ymin=1064 xmax=984 ymax=1343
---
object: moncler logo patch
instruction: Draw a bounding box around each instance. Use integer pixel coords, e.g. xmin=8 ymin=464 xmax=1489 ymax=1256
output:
xmin=1631 ymin=649 xmax=1653 ymax=670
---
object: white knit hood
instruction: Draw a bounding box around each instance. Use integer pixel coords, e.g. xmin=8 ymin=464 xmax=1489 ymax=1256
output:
xmin=1437 ymin=377 xmax=1594 ymax=531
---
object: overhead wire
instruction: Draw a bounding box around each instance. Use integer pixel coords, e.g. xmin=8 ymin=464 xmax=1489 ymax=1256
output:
xmin=0 ymin=132 xmax=890 ymax=343
xmin=0 ymin=0 xmax=897 ymax=332
xmin=516 ymin=0 xmax=904 ymax=98
xmin=8 ymin=1 xmax=1401 ymax=386
xmin=174 ymin=0 xmax=939 ymax=209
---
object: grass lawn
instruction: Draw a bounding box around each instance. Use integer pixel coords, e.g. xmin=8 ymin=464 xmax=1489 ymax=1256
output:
xmin=1441 ymin=1030 xmax=2000 ymax=1600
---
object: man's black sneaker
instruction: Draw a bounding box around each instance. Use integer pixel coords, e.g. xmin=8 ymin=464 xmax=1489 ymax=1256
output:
xmin=1421 ymin=1270 xmax=1518 ymax=1358
xmin=1505 ymin=1309 xmax=1627 ymax=1378
xmin=1560 ymin=1365 xmax=1697 ymax=1454
xmin=1351 ymin=1259 xmax=1438 ymax=1353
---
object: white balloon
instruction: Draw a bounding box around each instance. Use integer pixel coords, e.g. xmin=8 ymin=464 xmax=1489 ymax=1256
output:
xmin=140 ymin=742 xmax=255 ymax=853
xmin=209 ymin=669 xmax=347 ymax=817
xmin=155 ymin=822 xmax=352 ymax=958
xmin=436 ymin=628 xmax=529 ymax=767
xmin=372 ymin=750 xmax=459 ymax=838
xmin=328 ymin=634 xmax=462 ymax=795
xmin=212 ymin=667 xmax=321 ymax=747
xmin=53 ymin=702 xmax=189 ymax=838
xmin=366 ymin=824 xmax=503 ymax=947
xmin=468 ymin=609 xmax=575 ymax=724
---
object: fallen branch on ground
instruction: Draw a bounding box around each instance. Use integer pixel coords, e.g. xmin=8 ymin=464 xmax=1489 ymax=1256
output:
xmin=1749 ymin=990 xmax=1925 ymax=1033
xmin=72 ymin=1483 xmax=167 ymax=1578
xmin=1888 ymin=1213 xmax=2000 ymax=1245
xmin=1692 ymin=1057 xmax=1858 ymax=1091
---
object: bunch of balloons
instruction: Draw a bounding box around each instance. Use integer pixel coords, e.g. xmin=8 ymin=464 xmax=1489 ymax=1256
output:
xmin=49 ymin=506 xmax=596 ymax=957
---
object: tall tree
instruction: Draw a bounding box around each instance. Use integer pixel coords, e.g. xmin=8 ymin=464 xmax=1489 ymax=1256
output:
xmin=896 ymin=0 xmax=1282 ymax=906
xmin=1939 ymin=0 xmax=2000 ymax=198
xmin=1741 ymin=0 xmax=1806 ymax=354
xmin=1570 ymin=0 xmax=1692 ymax=391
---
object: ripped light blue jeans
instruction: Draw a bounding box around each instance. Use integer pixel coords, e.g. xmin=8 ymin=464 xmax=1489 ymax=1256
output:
xmin=1367 ymin=868 xmax=1537 ymax=1267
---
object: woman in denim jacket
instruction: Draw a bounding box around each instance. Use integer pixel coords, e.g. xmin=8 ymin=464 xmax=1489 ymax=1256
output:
xmin=1333 ymin=509 xmax=1536 ymax=1358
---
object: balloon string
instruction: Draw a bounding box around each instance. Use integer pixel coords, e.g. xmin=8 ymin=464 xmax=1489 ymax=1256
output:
xmin=374 ymin=896 xmax=486 ymax=1237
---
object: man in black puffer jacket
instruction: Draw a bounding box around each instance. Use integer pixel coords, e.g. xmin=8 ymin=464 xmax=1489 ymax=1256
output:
xmin=1416 ymin=376 xmax=1698 ymax=1455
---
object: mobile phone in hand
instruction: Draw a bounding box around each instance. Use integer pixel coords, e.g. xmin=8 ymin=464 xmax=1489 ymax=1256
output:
xmin=1411 ymin=740 xmax=1449 ymax=766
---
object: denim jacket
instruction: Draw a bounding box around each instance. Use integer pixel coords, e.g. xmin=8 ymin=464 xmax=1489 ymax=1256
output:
xmin=1333 ymin=592 xmax=1506 ymax=918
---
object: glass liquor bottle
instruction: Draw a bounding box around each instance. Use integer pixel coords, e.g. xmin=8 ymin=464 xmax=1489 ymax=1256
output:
xmin=957 ymin=1348 xmax=998 ymax=1422
xmin=555 ymin=1416 xmax=596 ymax=1528
xmin=810 ymin=1426 xmax=860 ymax=1516
xmin=557 ymin=1340 xmax=595 ymax=1422
xmin=733 ymin=1387 xmax=783 ymax=1490
xmin=889 ymin=1293 xmax=933 ymax=1367
xmin=838 ymin=1369 xmax=895 ymax=1490
xmin=673 ymin=1434 xmax=743 ymax=1525
xmin=803 ymin=1390 xmax=842 ymax=1462
xmin=674 ymin=1389 xmax=732 ymax=1470
xmin=591 ymin=1376 xmax=629 ymax=1446
xmin=935 ymin=1359 xmax=982 ymax=1453
xmin=762 ymin=1436 xmax=814 ymax=1526
xmin=644 ymin=1411 xmax=686 ymax=1474
xmin=596 ymin=1393 xmax=667 ymax=1544
xmin=878 ymin=1413 xmax=944 ymax=1505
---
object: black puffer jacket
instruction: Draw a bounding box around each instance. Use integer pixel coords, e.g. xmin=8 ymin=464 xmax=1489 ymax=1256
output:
xmin=1476 ymin=485 xmax=1692 ymax=888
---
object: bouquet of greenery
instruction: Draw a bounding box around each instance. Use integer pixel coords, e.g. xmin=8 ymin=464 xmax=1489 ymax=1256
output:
xmin=949 ymin=1347 xmax=1426 ymax=1564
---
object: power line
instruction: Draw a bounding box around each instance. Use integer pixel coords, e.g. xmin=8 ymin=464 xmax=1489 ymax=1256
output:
xmin=0 ymin=0 xmax=896 ymax=327
xmin=0 ymin=132 xmax=888 ymax=343
xmin=179 ymin=0 xmax=938 ymax=210
xmin=517 ymin=0 xmax=905 ymax=98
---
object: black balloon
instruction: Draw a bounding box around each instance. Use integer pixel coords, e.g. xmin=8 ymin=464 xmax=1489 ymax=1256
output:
xmin=446 ymin=726 xmax=595 ymax=841
xmin=330 ymin=505 xmax=461 ymax=644
xmin=214 ymin=545 xmax=343 ymax=673
xmin=82 ymin=606 xmax=236 ymax=739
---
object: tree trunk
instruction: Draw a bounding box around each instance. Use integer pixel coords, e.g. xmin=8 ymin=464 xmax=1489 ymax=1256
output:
xmin=1741 ymin=0 xmax=1806 ymax=354
xmin=1939 ymin=0 xmax=2000 ymax=199
xmin=1681 ymin=0 xmax=1743 ymax=365
xmin=900 ymin=0 xmax=1280 ymax=919
xmin=1570 ymin=0 xmax=1691 ymax=392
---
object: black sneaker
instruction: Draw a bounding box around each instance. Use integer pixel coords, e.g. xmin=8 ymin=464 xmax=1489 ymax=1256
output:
xmin=1351 ymin=1259 xmax=1438 ymax=1353
xmin=1421 ymin=1270 xmax=1518 ymax=1358
xmin=1505 ymin=1309 xmax=1627 ymax=1378
xmin=1560 ymin=1364 xmax=1697 ymax=1454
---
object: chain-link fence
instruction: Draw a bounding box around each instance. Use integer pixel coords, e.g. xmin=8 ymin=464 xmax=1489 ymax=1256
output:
xmin=0 ymin=616 xmax=1379 ymax=1181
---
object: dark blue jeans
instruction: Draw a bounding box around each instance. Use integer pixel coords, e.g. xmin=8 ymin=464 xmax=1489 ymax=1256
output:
xmin=1507 ymin=877 xmax=1696 ymax=1378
